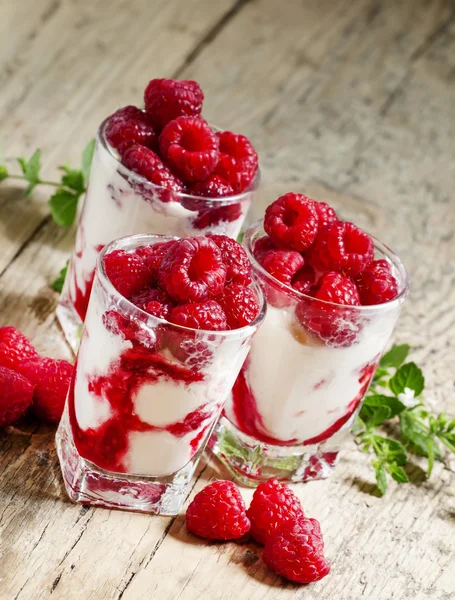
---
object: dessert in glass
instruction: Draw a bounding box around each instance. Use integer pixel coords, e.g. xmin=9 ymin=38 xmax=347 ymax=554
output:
xmin=211 ymin=193 xmax=409 ymax=486
xmin=56 ymin=233 xmax=265 ymax=515
xmin=57 ymin=78 xmax=260 ymax=352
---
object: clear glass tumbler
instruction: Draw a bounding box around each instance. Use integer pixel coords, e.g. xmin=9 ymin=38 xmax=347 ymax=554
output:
xmin=57 ymin=119 xmax=260 ymax=352
xmin=211 ymin=221 xmax=409 ymax=486
xmin=56 ymin=234 xmax=266 ymax=515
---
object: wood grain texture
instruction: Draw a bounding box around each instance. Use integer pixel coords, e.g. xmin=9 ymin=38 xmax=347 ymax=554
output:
xmin=1 ymin=0 xmax=454 ymax=598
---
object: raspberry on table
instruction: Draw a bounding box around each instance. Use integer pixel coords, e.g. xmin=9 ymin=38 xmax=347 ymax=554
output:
xmin=17 ymin=357 xmax=73 ymax=424
xmin=314 ymin=271 xmax=360 ymax=306
xmin=356 ymin=259 xmax=399 ymax=305
xmin=263 ymin=526 xmax=330 ymax=584
xmin=105 ymin=106 xmax=157 ymax=155
xmin=159 ymin=116 xmax=219 ymax=183
xmin=0 ymin=326 xmax=38 ymax=372
xmin=247 ymin=478 xmax=304 ymax=545
xmin=144 ymin=78 xmax=204 ymax=130
xmin=104 ymin=249 xmax=152 ymax=299
xmin=217 ymin=284 xmax=260 ymax=329
xmin=159 ymin=237 xmax=227 ymax=303
xmin=122 ymin=144 xmax=184 ymax=196
xmin=169 ymin=300 xmax=227 ymax=331
xmin=0 ymin=366 xmax=34 ymax=428
xmin=292 ymin=264 xmax=316 ymax=295
xmin=314 ymin=201 xmax=338 ymax=231
xmin=207 ymin=234 xmax=252 ymax=285
xmin=136 ymin=240 xmax=177 ymax=284
xmin=276 ymin=515 xmax=325 ymax=552
xmin=191 ymin=203 xmax=242 ymax=230
xmin=253 ymin=235 xmax=276 ymax=262
xmin=214 ymin=131 xmax=258 ymax=193
xmin=322 ymin=221 xmax=374 ymax=277
xmin=261 ymin=249 xmax=305 ymax=285
xmin=186 ymin=480 xmax=250 ymax=540
xmin=264 ymin=193 xmax=319 ymax=252
xmin=190 ymin=174 xmax=234 ymax=198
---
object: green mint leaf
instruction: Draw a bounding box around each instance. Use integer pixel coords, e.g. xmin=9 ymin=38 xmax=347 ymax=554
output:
xmin=17 ymin=156 xmax=27 ymax=174
xmin=399 ymin=411 xmax=433 ymax=457
xmin=48 ymin=189 xmax=79 ymax=226
xmin=374 ymin=460 xmax=387 ymax=496
xmin=359 ymin=403 xmax=375 ymax=423
xmin=387 ymin=463 xmax=409 ymax=484
xmin=60 ymin=165 xmax=85 ymax=194
xmin=17 ymin=149 xmax=42 ymax=195
xmin=364 ymin=394 xmax=406 ymax=418
xmin=446 ymin=420 xmax=455 ymax=433
xmin=368 ymin=406 xmax=392 ymax=428
xmin=237 ymin=231 xmax=245 ymax=244
xmin=438 ymin=432 xmax=455 ymax=454
xmin=0 ymin=165 xmax=8 ymax=182
xmin=373 ymin=435 xmax=408 ymax=466
xmin=389 ymin=362 xmax=425 ymax=397
xmin=380 ymin=344 xmax=410 ymax=369
xmin=52 ymin=261 xmax=68 ymax=293
xmin=81 ymin=138 xmax=96 ymax=185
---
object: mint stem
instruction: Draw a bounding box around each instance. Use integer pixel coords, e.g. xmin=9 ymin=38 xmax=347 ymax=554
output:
xmin=7 ymin=174 xmax=61 ymax=187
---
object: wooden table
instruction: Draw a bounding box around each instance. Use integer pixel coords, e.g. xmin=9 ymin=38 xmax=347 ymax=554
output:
xmin=1 ymin=1 xmax=454 ymax=598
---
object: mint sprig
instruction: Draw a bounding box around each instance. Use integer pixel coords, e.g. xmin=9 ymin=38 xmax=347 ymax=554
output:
xmin=355 ymin=345 xmax=454 ymax=495
xmin=0 ymin=140 xmax=95 ymax=227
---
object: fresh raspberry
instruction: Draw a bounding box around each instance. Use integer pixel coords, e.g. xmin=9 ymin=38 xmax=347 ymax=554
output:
xmin=217 ymin=284 xmax=260 ymax=329
xmin=356 ymin=259 xmax=399 ymax=305
xmin=144 ymin=79 xmax=204 ymax=130
xmin=253 ymin=235 xmax=276 ymax=262
xmin=186 ymin=480 xmax=250 ymax=540
xmin=278 ymin=516 xmax=325 ymax=552
xmin=214 ymin=131 xmax=258 ymax=193
xmin=247 ymin=479 xmax=304 ymax=545
xmin=292 ymin=265 xmax=316 ymax=295
xmin=207 ymin=234 xmax=252 ymax=285
xmin=104 ymin=249 xmax=152 ymax=299
xmin=105 ymin=106 xmax=157 ymax=155
xmin=169 ymin=300 xmax=227 ymax=331
xmin=314 ymin=271 xmax=360 ymax=306
xmin=0 ymin=366 xmax=34 ymax=428
xmin=261 ymin=249 xmax=305 ymax=285
xmin=17 ymin=357 xmax=73 ymax=424
xmin=263 ymin=526 xmax=330 ymax=584
xmin=122 ymin=144 xmax=184 ymax=195
xmin=321 ymin=221 xmax=374 ymax=277
xmin=159 ymin=116 xmax=219 ymax=183
xmin=191 ymin=203 xmax=242 ymax=230
xmin=190 ymin=174 xmax=234 ymax=198
xmin=136 ymin=240 xmax=177 ymax=284
xmin=0 ymin=326 xmax=38 ymax=372
xmin=159 ymin=237 xmax=227 ymax=303
xmin=130 ymin=287 xmax=174 ymax=319
xmin=314 ymin=201 xmax=338 ymax=230
xmin=264 ymin=193 xmax=319 ymax=252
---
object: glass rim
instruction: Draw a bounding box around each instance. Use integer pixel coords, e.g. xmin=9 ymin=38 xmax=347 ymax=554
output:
xmin=96 ymin=233 xmax=267 ymax=337
xmin=244 ymin=220 xmax=410 ymax=313
xmin=97 ymin=116 xmax=261 ymax=205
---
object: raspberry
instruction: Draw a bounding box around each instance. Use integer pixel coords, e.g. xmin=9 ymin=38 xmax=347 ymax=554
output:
xmin=263 ymin=526 xmax=330 ymax=584
xmin=322 ymin=221 xmax=374 ymax=276
xmin=214 ymin=131 xmax=258 ymax=193
xmin=104 ymin=249 xmax=152 ymax=299
xmin=356 ymin=259 xmax=399 ymax=305
xmin=168 ymin=300 xmax=227 ymax=331
xmin=292 ymin=265 xmax=316 ymax=295
xmin=217 ymin=284 xmax=260 ymax=329
xmin=278 ymin=516 xmax=325 ymax=552
xmin=253 ymin=235 xmax=276 ymax=262
xmin=159 ymin=116 xmax=219 ymax=182
xmin=122 ymin=144 xmax=184 ymax=196
xmin=105 ymin=106 xmax=157 ymax=155
xmin=314 ymin=271 xmax=360 ymax=306
xmin=261 ymin=249 xmax=305 ymax=285
xmin=207 ymin=234 xmax=252 ymax=285
xmin=17 ymin=357 xmax=73 ymax=424
xmin=247 ymin=479 xmax=304 ymax=545
xmin=130 ymin=287 xmax=174 ymax=319
xmin=0 ymin=366 xmax=34 ymax=428
xmin=136 ymin=240 xmax=176 ymax=284
xmin=186 ymin=480 xmax=250 ymax=540
xmin=144 ymin=78 xmax=204 ymax=130
xmin=0 ymin=326 xmax=38 ymax=372
xmin=191 ymin=203 xmax=242 ymax=230
xmin=159 ymin=237 xmax=227 ymax=303
xmin=190 ymin=174 xmax=234 ymax=198
xmin=314 ymin=201 xmax=338 ymax=230
xmin=264 ymin=193 xmax=319 ymax=252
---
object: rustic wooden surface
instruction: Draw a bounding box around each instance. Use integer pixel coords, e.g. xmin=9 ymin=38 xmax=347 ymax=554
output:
xmin=1 ymin=0 xmax=454 ymax=598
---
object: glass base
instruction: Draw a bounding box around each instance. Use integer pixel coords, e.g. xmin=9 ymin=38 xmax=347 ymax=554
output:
xmin=210 ymin=416 xmax=341 ymax=487
xmin=56 ymin=296 xmax=82 ymax=355
xmin=56 ymin=409 xmax=199 ymax=515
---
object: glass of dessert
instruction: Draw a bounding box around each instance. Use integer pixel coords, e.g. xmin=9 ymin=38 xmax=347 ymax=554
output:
xmin=57 ymin=78 xmax=260 ymax=352
xmin=211 ymin=193 xmax=409 ymax=486
xmin=56 ymin=232 xmax=265 ymax=515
